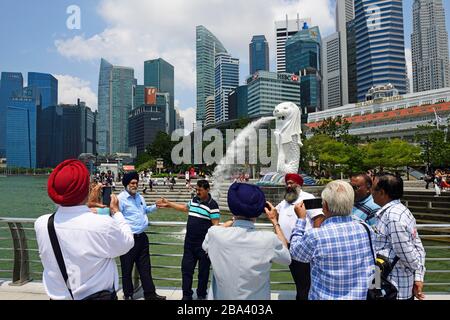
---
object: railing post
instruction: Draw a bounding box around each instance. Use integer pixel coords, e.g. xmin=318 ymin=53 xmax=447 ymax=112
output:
xmin=132 ymin=266 xmax=141 ymax=294
xmin=7 ymin=222 xmax=32 ymax=286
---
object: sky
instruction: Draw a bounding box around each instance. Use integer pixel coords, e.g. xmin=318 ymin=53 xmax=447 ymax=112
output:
xmin=1 ymin=0 xmax=450 ymax=131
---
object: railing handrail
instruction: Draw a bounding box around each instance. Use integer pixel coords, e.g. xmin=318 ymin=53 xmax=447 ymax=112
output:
xmin=1 ymin=218 xmax=450 ymax=293
xmin=1 ymin=217 xmax=450 ymax=229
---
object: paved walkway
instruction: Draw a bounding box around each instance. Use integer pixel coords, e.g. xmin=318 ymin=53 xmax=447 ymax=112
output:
xmin=0 ymin=280 xmax=448 ymax=300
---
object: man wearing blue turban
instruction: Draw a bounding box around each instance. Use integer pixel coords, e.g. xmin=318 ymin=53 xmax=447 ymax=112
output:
xmin=202 ymin=183 xmax=291 ymax=300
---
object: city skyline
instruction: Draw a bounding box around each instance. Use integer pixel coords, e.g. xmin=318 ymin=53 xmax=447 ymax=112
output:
xmin=1 ymin=0 xmax=450 ymax=130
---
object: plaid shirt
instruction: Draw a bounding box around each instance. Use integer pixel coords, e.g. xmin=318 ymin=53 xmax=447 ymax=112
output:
xmin=374 ymin=200 xmax=426 ymax=300
xmin=290 ymin=216 xmax=375 ymax=300
xmin=352 ymin=195 xmax=380 ymax=227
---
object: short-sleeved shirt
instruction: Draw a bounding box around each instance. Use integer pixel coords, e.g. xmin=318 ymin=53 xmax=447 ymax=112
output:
xmin=352 ymin=195 xmax=380 ymax=227
xmin=185 ymin=195 xmax=220 ymax=245
xmin=276 ymin=191 xmax=324 ymax=241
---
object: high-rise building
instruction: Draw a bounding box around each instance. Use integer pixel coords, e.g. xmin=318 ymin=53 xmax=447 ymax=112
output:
xmin=355 ymin=0 xmax=407 ymax=101
xmin=246 ymin=71 xmax=301 ymax=117
xmin=275 ymin=15 xmax=312 ymax=72
xmin=144 ymin=58 xmax=175 ymax=133
xmin=412 ymin=0 xmax=450 ymax=93
xmin=205 ymin=96 xmax=216 ymax=127
xmin=347 ymin=20 xmax=358 ymax=104
xmin=128 ymin=93 xmax=169 ymax=157
xmin=28 ymin=72 xmax=58 ymax=109
xmin=0 ymin=72 xmax=23 ymax=158
xmin=196 ymin=25 xmax=228 ymax=123
xmin=60 ymin=100 xmax=97 ymax=161
xmin=322 ymin=32 xmax=342 ymax=109
xmin=249 ymin=35 xmax=270 ymax=74
xmin=286 ymin=24 xmax=322 ymax=114
xmin=5 ymin=87 xmax=39 ymax=168
xmin=37 ymin=105 xmax=63 ymax=168
xmin=214 ymin=52 xmax=239 ymax=123
xmin=97 ymin=58 xmax=135 ymax=155
xmin=228 ymin=85 xmax=248 ymax=120
xmin=324 ymin=0 xmax=356 ymax=107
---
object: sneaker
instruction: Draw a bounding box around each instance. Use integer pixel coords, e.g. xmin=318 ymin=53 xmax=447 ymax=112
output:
xmin=181 ymin=295 xmax=193 ymax=301
xmin=123 ymin=295 xmax=134 ymax=300
xmin=145 ymin=293 xmax=166 ymax=300
xmin=197 ymin=296 xmax=207 ymax=300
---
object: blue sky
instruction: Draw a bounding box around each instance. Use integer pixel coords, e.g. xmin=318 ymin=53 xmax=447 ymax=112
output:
xmin=1 ymin=0 xmax=450 ymax=129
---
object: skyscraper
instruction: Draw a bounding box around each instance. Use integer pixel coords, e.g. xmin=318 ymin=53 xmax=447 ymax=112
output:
xmin=6 ymin=87 xmax=39 ymax=168
xmin=0 ymin=72 xmax=23 ymax=158
xmin=196 ymin=25 xmax=228 ymax=123
xmin=249 ymin=35 xmax=270 ymax=75
xmin=286 ymin=24 xmax=322 ymax=114
xmin=275 ymin=15 xmax=312 ymax=72
xmin=322 ymin=32 xmax=342 ymax=109
xmin=355 ymin=0 xmax=407 ymax=101
xmin=246 ymin=71 xmax=301 ymax=117
xmin=128 ymin=94 xmax=169 ymax=156
xmin=412 ymin=0 xmax=450 ymax=93
xmin=144 ymin=58 xmax=175 ymax=133
xmin=97 ymin=58 xmax=135 ymax=155
xmin=28 ymin=72 xmax=58 ymax=109
xmin=205 ymin=96 xmax=215 ymax=127
xmin=214 ymin=52 xmax=239 ymax=123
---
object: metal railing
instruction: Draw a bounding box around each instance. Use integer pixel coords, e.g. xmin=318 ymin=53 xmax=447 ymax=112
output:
xmin=0 ymin=218 xmax=449 ymax=294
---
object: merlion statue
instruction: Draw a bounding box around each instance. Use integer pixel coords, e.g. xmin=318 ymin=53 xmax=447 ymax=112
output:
xmin=273 ymin=102 xmax=302 ymax=174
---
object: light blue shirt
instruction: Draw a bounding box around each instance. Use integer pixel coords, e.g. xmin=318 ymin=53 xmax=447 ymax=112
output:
xmin=202 ymin=220 xmax=291 ymax=300
xmin=118 ymin=190 xmax=157 ymax=234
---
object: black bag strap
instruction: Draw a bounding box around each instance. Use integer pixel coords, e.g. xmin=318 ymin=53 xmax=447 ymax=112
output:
xmin=360 ymin=222 xmax=376 ymax=265
xmin=361 ymin=222 xmax=400 ymax=274
xmin=47 ymin=213 xmax=74 ymax=300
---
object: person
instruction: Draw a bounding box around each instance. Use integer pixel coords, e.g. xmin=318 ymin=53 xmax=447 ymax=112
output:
xmin=157 ymin=180 xmax=220 ymax=300
xmin=434 ymin=170 xmax=442 ymax=197
xmin=275 ymin=173 xmax=325 ymax=300
xmin=290 ymin=180 xmax=375 ymax=300
xmin=350 ymin=173 xmax=380 ymax=227
xmin=34 ymin=159 xmax=134 ymax=300
xmin=149 ymin=178 xmax=154 ymax=192
xmin=202 ymin=183 xmax=291 ymax=300
xmin=170 ymin=176 xmax=176 ymax=191
xmin=117 ymin=171 xmax=166 ymax=300
xmin=372 ymin=173 xmax=426 ymax=300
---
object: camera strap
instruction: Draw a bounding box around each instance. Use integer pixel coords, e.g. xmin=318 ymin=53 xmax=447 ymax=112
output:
xmin=47 ymin=213 xmax=74 ymax=300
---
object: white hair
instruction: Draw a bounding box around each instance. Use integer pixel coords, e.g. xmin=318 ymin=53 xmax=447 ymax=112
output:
xmin=321 ymin=180 xmax=355 ymax=217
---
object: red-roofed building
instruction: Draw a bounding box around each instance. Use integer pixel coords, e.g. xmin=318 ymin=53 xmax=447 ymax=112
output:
xmin=306 ymin=88 xmax=450 ymax=141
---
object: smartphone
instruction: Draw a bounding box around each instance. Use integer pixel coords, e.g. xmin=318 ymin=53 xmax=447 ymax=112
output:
xmin=102 ymin=186 xmax=112 ymax=206
xmin=303 ymin=198 xmax=323 ymax=210
xmin=264 ymin=202 xmax=271 ymax=211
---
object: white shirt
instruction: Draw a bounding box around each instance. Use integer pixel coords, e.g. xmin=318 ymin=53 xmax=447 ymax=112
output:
xmin=34 ymin=205 xmax=134 ymax=300
xmin=202 ymin=220 xmax=291 ymax=300
xmin=276 ymin=191 xmax=324 ymax=242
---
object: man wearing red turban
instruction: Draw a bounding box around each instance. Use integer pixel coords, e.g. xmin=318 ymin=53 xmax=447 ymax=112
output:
xmin=34 ymin=159 xmax=134 ymax=300
xmin=274 ymin=173 xmax=325 ymax=300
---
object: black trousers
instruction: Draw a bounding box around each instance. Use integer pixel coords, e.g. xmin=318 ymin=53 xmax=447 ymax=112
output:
xmin=181 ymin=244 xmax=210 ymax=298
xmin=120 ymin=233 xmax=156 ymax=298
xmin=289 ymin=259 xmax=311 ymax=300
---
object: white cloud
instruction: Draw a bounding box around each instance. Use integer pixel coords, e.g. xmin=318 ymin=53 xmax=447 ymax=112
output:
xmin=179 ymin=107 xmax=196 ymax=135
xmin=405 ymin=48 xmax=413 ymax=92
xmin=55 ymin=0 xmax=335 ymax=107
xmin=54 ymin=74 xmax=98 ymax=110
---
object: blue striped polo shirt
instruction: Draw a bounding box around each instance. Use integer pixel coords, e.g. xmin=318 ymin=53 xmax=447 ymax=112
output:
xmin=185 ymin=195 xmax=220 ymax=245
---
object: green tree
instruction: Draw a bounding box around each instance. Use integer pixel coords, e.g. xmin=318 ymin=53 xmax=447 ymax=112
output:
xmin=415 ymin=125 xmax=450 ymax=168
xmin=362 ymin=139 xmax=421 ymax=171
xmin=311 ymin=116 xmax=351 ymax=140
xmin=147 ymin=132 xmax=177 ymax=167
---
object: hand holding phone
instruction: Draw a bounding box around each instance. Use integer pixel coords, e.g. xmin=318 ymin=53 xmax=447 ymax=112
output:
xmin=303 ymin=198 xmax=323 ymax=210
